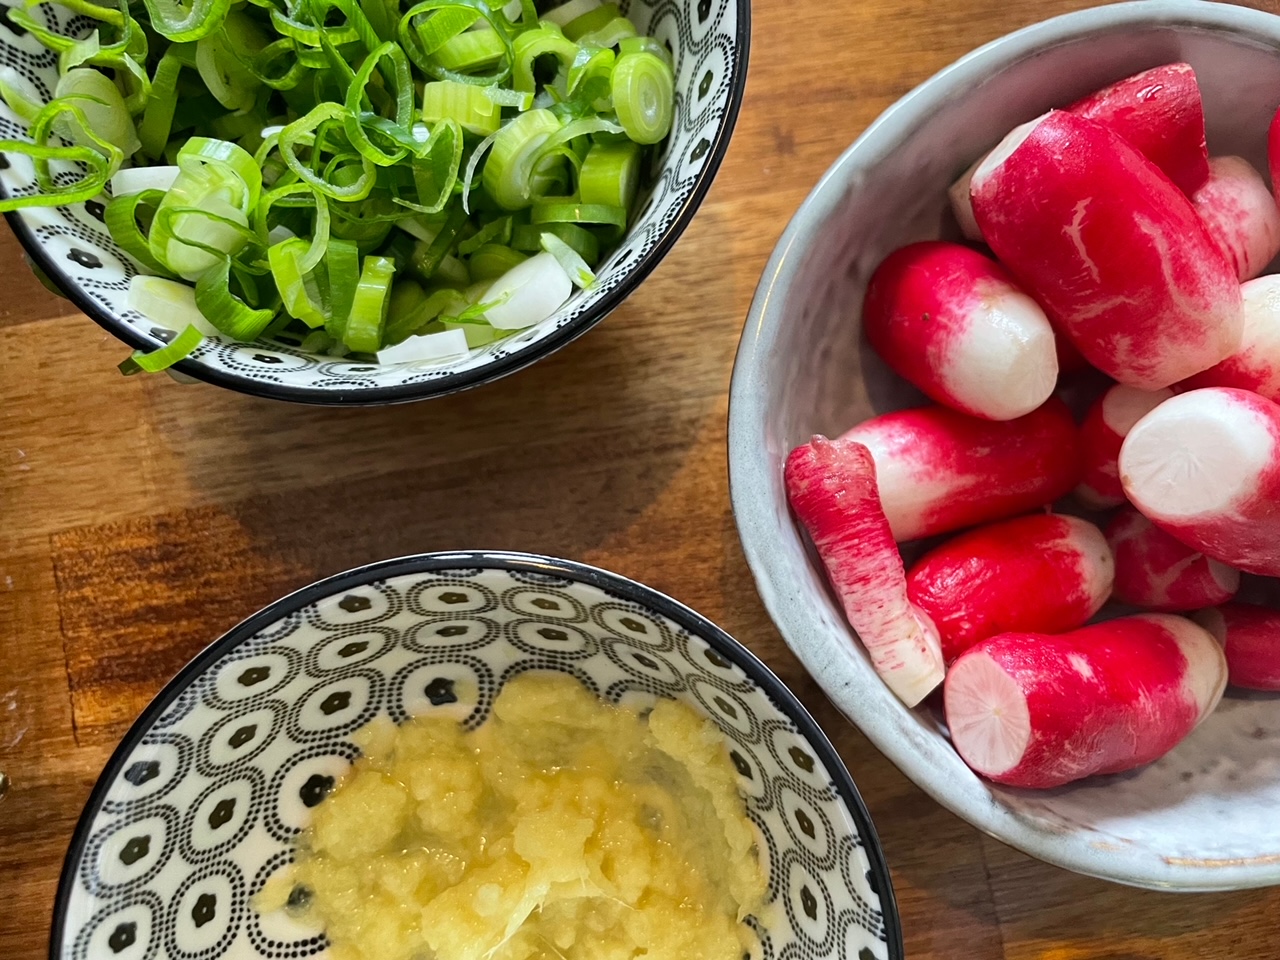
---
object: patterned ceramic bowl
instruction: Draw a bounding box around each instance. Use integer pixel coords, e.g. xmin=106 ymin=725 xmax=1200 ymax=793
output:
xmin=0 ymin=1 xmax=748 ymax=404
xmin=51 ymin=552 xmax=903 ymax=960
xmin=729 ymin=1 xmax=1280 ymax=892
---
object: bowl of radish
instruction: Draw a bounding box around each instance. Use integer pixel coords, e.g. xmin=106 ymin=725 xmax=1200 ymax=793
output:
xmin=0 ymin=0 xmax=748 ymax=403
xmin=729 ymin=0 xmax=1280 ymax=891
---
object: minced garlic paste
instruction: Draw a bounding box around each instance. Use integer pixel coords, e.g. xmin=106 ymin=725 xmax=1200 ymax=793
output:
xmin=257 ymin=672 xmax=767 ymax=960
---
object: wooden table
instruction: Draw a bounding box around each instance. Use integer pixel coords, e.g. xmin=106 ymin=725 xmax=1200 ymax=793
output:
xmin=4 ymin=0 xmax=1280 ymax=955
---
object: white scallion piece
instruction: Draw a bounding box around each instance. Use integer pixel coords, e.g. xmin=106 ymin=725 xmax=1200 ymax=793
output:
xmin=260 ymin=124 xmax=285 ymax=139
xmin=481 ymin=251 xmax=572 ymax=330
xmin=376 ymin=328 xmax=470 ymax=365
xmin=267 ymin=224 xmax=297 ymax=245
xmin=541 ymin=0 xmax=600 ymax=26
xmin=111 ymin=165 xmax=181 ymax=197
xmin=128 ymin=274 xmax=219 ymax=336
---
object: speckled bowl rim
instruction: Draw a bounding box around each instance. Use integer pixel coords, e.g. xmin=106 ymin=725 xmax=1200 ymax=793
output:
xmin=5 ymin=2 xmax=751 ymax=406
xmin=728 ymin=0 xmax=1280 ymax=892
xmin=48 ymin=550 xmax=905 ymax=958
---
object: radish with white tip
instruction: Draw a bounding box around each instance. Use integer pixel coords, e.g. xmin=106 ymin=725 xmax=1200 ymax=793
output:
xmin=1106 ymin=506 xmax=1239 ymax=611
xmin=841 ymin=398 xmax=1081 ymax=542
xmin=1195 ymin=602 xmax=1280 ymax=691
xmin=945 ymin=613 xmax=1227 ymax=789
xmin=949 ymin=63 xmax=1210 ymax=241
xmin=1179 ymin=275 xmax=1280 ymax=402
xmin=1190 ymin=156 xmax=1280 ymax=281
xmin=906 ymin=513 xmax=1113 ymax=664
xmin=1076 ymin=384 xmax=1173 ymax=508
xmin=1066 ymin=62 xmax=1210 ymax=195
xmin=1120 ymin=387 xmax=1280 ymax=577
xmin=970 ymin=110 xmax=1243 ymax=390
xmin=785 ymin=436 xmax=945 ymax=706
xmin=862 ymin=241 xmax=1058 ymax=421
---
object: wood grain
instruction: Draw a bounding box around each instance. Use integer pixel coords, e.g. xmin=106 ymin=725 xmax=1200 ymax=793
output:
xmin=5 ymin=0 xmax=1280 ymax=958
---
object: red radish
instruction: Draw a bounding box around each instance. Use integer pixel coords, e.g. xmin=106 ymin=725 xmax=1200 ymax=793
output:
xmin=1106 ymin=506 xmax=1239 ymax=611
xmin=970 ymin=110 xmax=1243 ymax=390
xmin=1269 ymin=104 xmax=1280 ymax=205
xmin=1179 ymin=275 xmax=1280 ymax=403
xmin=785 ymin=436 xmax=945 ymax=705
xmin=1066 ymin=62 xmax=1210 ymax=195
xmin=1190 ymin=156 xmax=1280 ymax=281
xmin=945 ymin=613 xmax=1227 ymax=789
xmin=950 ymin=64 xmax=1209 ymax=240
xmin=906 ymin=513 xmax=1113 ymax=664
xmin=1119 ymin=387 xmax=1280 ymax=577
xmin=1195 ymin=602 xmax=1280 ymax=690
xmin=841 ymin=398 xmax=1081 ymax=542
xmin=862 ymin=241 xmax=1058 ymax=421
xmin=1076 ymin=384 xmax=1173 ymax=508
xmin=948 ymin=153 xmax=986 ymax=241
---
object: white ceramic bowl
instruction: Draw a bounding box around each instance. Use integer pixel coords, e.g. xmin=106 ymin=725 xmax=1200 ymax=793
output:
xmin=0 ymin=0 xmax=748 ymax=404
xmin=52 ymin=553 xmax=903 ymax=960
xmin=729 ymin=0 xmax=1280 ymax=892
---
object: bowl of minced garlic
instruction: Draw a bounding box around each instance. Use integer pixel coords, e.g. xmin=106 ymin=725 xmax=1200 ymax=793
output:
xmin=257 ymin=673 xmax=765 ymax=960
xmin=49 ymin=554 xmax=901 ymax=960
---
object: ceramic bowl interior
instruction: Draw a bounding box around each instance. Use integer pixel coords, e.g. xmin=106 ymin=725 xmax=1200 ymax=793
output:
xmin=52 ymin=552 xmax=903 ymax=960
xmin=729 ymin=0 xmax=1280 ymax=892
xmin=0 ymin=0 xmax=747 ymax=404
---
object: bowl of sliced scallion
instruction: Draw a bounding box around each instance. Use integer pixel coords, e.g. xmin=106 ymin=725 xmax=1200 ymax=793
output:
xmin=0 ymin=0 xmax=747 ymax=402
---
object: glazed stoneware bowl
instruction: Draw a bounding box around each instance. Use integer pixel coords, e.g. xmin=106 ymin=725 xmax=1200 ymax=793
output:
xmin=728 ymin=1 xmax=1280 ymax=892
xmin=51 ymin=552 xmax=903 ymax=960
xmin=0 ymin=0 xmax=748 ymax=404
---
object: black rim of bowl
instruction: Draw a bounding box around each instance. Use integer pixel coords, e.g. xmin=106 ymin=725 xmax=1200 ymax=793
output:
xmin=1 ymin=3 xmax=751 ymax=406
xmin=48 ymin=550 xmax=904 ymax=960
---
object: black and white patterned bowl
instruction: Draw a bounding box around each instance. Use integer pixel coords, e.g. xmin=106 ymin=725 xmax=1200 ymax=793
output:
xmin=0 ymin=0 xmax=748 ymax=404
xmin=51 ymin=552 xmax=903 ymax=960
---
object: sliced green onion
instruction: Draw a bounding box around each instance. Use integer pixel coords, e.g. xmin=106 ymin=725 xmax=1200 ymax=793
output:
xmin=398 ymin=0 xmax=514 ymax=85
xmin=540 ymin=230 xmax=593 ymax=289
xmin=121 ymin=323 xmax=203 ymax=374
xmin=0 ymin=101 xmax=122 ymax=212
xmin=195 ymin=256 xmax=275 ymax=339
xmin=140 ymin=0 xmax=232 ymax=42
xmin=541 ymin=0 xmax=599 ymax=27
xmin=323 ymin=237 xmax=360 ymax=339
xmin=578 ymin=16 xmax=636 ymax=49
xmin=136 ymin=50 xmax=184 ymax=158
xmin=561 ymin=2 xmax=617 ymax=40
xmin=54 ymin=68 xmax=141 ymax=157
xmin=578 ymin=138 xmax=640 ymax=210
xmin=111 ymin=164 xmax=180 ymax=195
xmin=514 ymin=220 xmax=597 ymax=263
xmin=269 ymin=236 xmax=327 ymax=326
xmin=344 ymin=41 xmax=414 ymax=165
xmin=511 ymin=24 xmax=576 ymax=94
xmin=342 ymin=253 xmax=395 ymax=351
xmin=127 ymin=274 xmax=219 ymax=333
xmin=618 ymin=35 xmax=673 ymax=68
xmin=278 ymin=102 xmax=376 ymax=200
xmin=105 ymin=188 xmax=175 ymax=275
xmin=611 ymin=51 xmax=673 ymax=144
xmin=467 ymin=242 xmax=526 ymax=281
xmin=0 ymin=66 xmax=45 ymax=123
xmin=456 ymin=214 xmax=510 ymax=255
xmin=531 ymin=198 xmax=626 ymax=229
xmin=482 ymin=107 xmax=561 ymax=210
xmin=433 ymin=27 xmax=504 ymax=74
xmin=421 ymin=80 xmax=499 ymax=136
